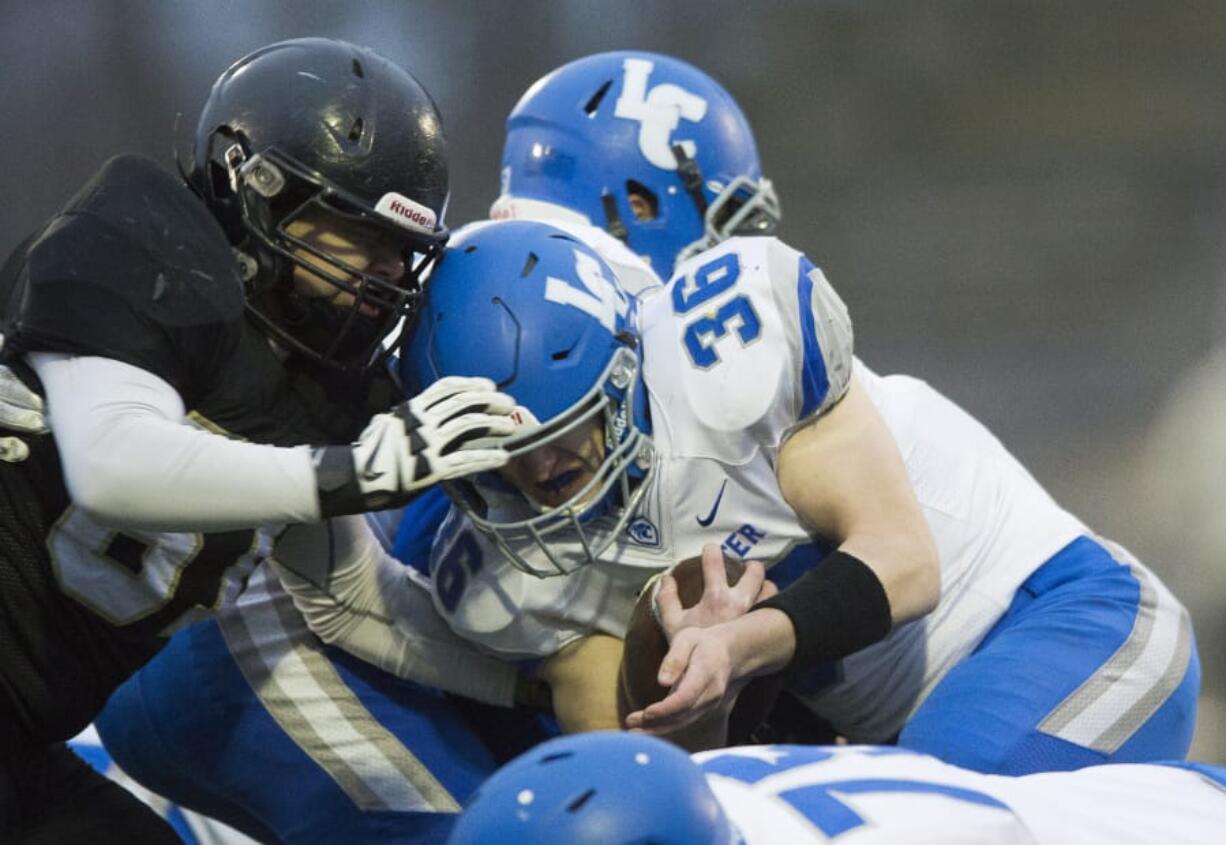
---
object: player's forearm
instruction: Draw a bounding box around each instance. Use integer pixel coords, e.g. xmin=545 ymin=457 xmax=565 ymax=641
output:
xmin=541 ymin=634 xmax=624 ymax=733
xmin=840 ymin=528 xmax=940 ymax=624
xmin=74 ymin=421 xmax=319 ymax=530
xmin=272 ymin=515 xmax=519 ymax=707
xmin=726 ymin=606 xmax=796 ymax=678
xmin=33 ymin=351 xmax=321 ymax=530
xmin=777 ymin=374 xmax=941 ymax=629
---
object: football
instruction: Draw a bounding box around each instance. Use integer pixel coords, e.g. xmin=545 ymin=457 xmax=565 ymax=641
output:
xmin=618 ymin=551 xmax=768 ymax=722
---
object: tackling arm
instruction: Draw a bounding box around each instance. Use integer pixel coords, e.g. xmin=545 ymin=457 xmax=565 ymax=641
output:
xmin=31 ymin=352 xmax=514 ymax=531
xmin=269 ymin=514 xmax=523 ymax=707
xmin=777 ymin=373 xmax=941 ymax=626
xmin=724 ymin=374 xmax=941 ymax=678
xmin=626 ymin=377 xmax=940 ymax=734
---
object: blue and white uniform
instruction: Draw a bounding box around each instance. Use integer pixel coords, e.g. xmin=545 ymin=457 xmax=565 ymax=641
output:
xmin=68 ymin=726 xmax=256 ymax=845
xmin=430 ymin=234 xmax=1199 ymax=772
xmin=94 ymin=491 xmax=506 ymax=845
xmin=90 ymin=219 xmax=654 ymax=845
xmin=698 ymin=744 xmax=1226 ymax=844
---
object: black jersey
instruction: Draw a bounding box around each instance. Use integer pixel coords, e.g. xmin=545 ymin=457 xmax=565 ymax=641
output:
xmin=0 ymin=154 xmax=399 ymax=745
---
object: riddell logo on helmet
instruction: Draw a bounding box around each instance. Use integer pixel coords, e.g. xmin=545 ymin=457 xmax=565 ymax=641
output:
xmin=375 ymin=193 xmax=436 ymax=234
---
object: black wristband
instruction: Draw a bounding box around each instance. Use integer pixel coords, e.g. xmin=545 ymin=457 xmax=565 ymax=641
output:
xmin=754 ymin=549 xmax=891 ymax=671
xmin=312 ymin=445 xmax=411 ymax=517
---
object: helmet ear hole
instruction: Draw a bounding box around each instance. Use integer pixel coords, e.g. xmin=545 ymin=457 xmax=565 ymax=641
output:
xmin=521 ymin=252 xmax=539 ymax=277
xmin=566 ymin=788 xmax=596 ymax=812
xmin=624 ymin=181 xmax=658 ymax=221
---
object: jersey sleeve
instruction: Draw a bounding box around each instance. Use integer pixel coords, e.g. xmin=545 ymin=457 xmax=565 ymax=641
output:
xmin=642 ymin=236 xmax=854 ymax=456
xmin=11 ymin=154 xmax=245 ymax=405
xmin=270 ymin=514 xmax=519 ymax=706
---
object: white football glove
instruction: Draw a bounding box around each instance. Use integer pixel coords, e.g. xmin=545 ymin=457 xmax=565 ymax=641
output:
xmin=0 ymin=335 xmax=47 ymax=463
xmin=314 ymin=376 xmax=516 ymax=516
xmin=0 ymin=338 xmax=47 ymax=435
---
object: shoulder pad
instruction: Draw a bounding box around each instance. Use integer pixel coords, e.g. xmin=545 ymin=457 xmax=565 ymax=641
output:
xmin=642 ymin=237 xmax=853 ymax=455
xmin=29 ymin=154 xmax=242 ymax=309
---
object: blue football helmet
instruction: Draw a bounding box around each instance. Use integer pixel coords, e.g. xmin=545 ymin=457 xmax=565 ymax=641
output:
xmin=447 ymin=732 xmax=740 ymax=845
xmin=492 ymin=51 xmax=780 ymax=280
xmin=401 ymin=220 xmax=654 ymax=576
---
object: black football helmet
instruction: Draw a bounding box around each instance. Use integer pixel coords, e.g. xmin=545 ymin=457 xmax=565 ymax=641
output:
xmin=190 ymin=37 xmax=449 ymax=373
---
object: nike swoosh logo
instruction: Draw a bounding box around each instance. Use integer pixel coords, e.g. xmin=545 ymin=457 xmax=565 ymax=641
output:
xmin=696 ymin=480 xmax=728 ymax=527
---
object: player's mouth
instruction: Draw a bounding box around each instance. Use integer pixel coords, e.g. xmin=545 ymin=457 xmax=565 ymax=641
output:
xmin=538 ymin=468 xmax=585 ymax=502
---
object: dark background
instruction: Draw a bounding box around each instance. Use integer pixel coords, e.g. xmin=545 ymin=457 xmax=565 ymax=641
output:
xmin=2 ymin=0 xmax=1223 ymax=756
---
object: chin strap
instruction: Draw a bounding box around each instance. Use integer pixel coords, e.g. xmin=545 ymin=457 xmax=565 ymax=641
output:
xmin=601 ymin=190 xmax=630 ymax=243
xmin=672 ymin=143 xmax=710 ymax=217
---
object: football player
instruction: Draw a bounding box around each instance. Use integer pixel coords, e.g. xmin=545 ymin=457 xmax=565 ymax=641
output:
xmin=0 ymin=38 xmax=518 ymax=842
xmin=404 ymin=98 xmax=1199 ymax=776
xmin=40 ymin=51 xmax=1196 ymax=838
xmin=447 ymin=731 xmax=1226 ymax=845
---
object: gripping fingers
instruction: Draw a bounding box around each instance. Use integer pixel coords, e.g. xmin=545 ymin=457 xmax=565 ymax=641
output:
xmin=636 ymin=662 xmax=718 ymax=733
xmin=442 ymin=448 xmax=510 ymax=477
xmin=416 ymin=376 xmax=507 ymax=413
xmin=654 ymin=574 xmax=684 ymax=638
xmin=731 ymin=560 xmax=766 ymax=610
xmin=419 ymin=390 xmax=516 ymax=427
xmin=418 ymin=374 xmax=497 ymax=399
xmin=0 ymin=370 xmax=47 ymax=434
xmin=436 ymin=413 xmax=516 ymax=453
xmin=699 ymin=543 xmax=728 ymax=595
xmin=657 ymin=628 xmax=699 ymax=688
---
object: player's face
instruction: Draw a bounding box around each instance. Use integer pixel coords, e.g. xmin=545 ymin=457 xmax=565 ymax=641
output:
xmin=501 ymin=418 xmax=606 ymax=509
xmin=627 ymin=190 xmax=656 ymax=222
xmin=284 ymin=210 xmax=407 ymax=315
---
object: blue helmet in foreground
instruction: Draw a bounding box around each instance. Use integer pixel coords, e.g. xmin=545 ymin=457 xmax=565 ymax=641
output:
xmin=447 ymin=732 xmax=739 ymax=845
xmin=492 ymin=51 xmax=780 ymax=279
xmin=401 ymin=220 xmax=654 ymax=576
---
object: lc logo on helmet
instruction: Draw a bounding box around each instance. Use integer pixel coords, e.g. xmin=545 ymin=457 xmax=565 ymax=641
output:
xmin=613 ymin=58 xmax=708 ymax=170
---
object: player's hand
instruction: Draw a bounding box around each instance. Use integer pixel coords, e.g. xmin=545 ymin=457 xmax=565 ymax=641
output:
xmin=656 ymin=544 xmax=773 ymax=640
xmin=359 ymin=375 xmax=517 ymax=487
xmin=314 ymin=376 xmax=516 ymax=516
xmin=624 ymin=620 xmax=745 ymax=735
xmin=0 ymin=342 xmax=47 ymax=435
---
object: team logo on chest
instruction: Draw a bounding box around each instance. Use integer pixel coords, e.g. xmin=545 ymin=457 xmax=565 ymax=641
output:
xmin=626 ymin=516 xmax=661 ymax=547
xmin=614 ymin=58 xmax=708 ymax=170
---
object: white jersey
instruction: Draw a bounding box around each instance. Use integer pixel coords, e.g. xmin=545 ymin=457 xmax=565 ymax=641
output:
xmin=699 ymin=744 xmax=1226 ymax=844
xmin=429 ymin=235 xmax=1106 ymax=739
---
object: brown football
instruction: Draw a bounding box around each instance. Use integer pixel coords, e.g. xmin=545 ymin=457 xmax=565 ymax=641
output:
xmin=617 ymin=551 xmax=783 ymax=739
